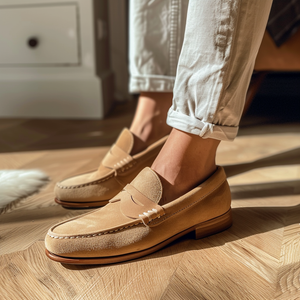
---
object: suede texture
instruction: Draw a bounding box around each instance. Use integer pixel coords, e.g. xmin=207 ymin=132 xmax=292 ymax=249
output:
xmin=46 ymin=166 xmax=231 ymax=258
xmin=54 ymin=128 xmax=167 ymax=203
xmin=130 ymin=167 xmax=162 ymax=203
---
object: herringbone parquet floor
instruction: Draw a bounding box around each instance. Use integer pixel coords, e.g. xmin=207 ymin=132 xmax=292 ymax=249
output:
xmin=0 ymin=101 xmax=299 ymax=300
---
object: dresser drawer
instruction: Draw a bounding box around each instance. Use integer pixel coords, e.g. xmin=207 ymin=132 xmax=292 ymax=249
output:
xmin=0 ymin=4 xmax=79 ymax=65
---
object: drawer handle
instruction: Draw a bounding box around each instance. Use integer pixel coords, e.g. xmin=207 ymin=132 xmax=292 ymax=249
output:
xmin=27 ymin=37 xmax=39 ymax=48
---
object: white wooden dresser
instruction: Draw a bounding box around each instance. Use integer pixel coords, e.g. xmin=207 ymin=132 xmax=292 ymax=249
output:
xmin=0 ymin=0 xmax=113 ymax=118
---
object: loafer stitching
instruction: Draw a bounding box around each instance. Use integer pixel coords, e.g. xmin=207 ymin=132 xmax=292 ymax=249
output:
xmin=56 ymin=160 xmax=138 ymax=190
xmin=56 ymin=173 xmax=115 ymax=189
xmin=115 ymin=160 xmax=137 ymax=174
xmin=47 ymin=222 xmax=142 ymax=239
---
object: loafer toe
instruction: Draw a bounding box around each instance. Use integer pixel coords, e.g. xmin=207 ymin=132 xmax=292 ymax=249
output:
xmin=54 ymin=170 xmax=123 ymax=207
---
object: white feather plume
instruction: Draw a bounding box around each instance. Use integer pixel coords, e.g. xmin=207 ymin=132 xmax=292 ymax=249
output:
xmin=0 ymin=170 xmax=49 ymax=208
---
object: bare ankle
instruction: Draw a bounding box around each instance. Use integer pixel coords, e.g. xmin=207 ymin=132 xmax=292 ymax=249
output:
xmin=151 ymin=129 xmax=220 ymax=204
xmin=129 ymin=92 xmax=172 ymax=154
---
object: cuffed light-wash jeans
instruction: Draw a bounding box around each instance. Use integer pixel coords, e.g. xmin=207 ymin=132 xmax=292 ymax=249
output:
xmin=129 ymin=0 xmax=273 ymax=141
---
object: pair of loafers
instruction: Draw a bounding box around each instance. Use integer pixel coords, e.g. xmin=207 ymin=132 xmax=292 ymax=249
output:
xmin=45 ymin=129 xmax=232 ymax=265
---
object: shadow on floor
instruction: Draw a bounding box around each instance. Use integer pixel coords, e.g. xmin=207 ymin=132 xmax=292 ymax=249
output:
xmin=224 ymin=147 xmax=300 ymax=175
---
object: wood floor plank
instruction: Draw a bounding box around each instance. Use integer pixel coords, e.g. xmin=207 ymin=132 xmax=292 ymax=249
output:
xmin=0 ymin=206 xmax=88 ymax=255
xmin=72 ymin=240 xmax=188 ymax=300
xmin=217 ymin=133 xmax=300 ymax=166
xmin=275 ymin=205 xmax=300 ymax=299
xmin=223 ymin=239 xmax=280 ymax=284
xmin=22 ymin=241 xmax=98 ymax=300
xmin=0 ymin=151 xmax=47 ymax=169
xmin=161 ymin=244 xmax=274 ymax=300
xmin=0 ymin=252 xmax=54 ymax=300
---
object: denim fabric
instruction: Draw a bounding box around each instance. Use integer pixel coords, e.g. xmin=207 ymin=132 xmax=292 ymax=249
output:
xmin=129 ymin=0 xmax=273 ymax=141
xmin=129 ymin=0 xmax=189 ymax=92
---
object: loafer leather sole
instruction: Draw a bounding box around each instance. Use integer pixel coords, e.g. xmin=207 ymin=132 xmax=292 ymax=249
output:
xmin=45 ymin=208 xmax=232 ymax=265
xmin=54 ymin=198 xmax=108 ymax=208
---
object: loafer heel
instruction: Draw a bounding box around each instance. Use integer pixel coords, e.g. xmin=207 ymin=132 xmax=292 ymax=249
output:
xmin=194 ymin=208 xmax=232 ymax=239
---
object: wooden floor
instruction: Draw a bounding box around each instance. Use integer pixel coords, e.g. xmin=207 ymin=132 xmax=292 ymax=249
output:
xmin=0 ymin=101 xmax=300 ymax=300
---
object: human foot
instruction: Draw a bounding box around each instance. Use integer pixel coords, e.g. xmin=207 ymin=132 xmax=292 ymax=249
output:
xmin=151 ymin=128 xmax=220 ymax=205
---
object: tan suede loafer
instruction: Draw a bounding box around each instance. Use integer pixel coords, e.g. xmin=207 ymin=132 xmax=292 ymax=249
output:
xmin=55 ymin=128 xmax=167 ymax=208
xmin=46 ymin=166 xmax=232 ymax=265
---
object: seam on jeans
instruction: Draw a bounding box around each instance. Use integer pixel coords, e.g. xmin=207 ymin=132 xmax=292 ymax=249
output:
xmin=213 ymin=0 xmax=243 ymax=124
xmin=176 ymin=0 xmax=182 ymax=67
xmin=200 ymin=0 xmax=241 ymax=130
xmin=169 ymin=0 xmax=180 ymax=76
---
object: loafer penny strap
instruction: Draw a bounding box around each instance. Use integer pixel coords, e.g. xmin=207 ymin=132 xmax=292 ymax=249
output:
xmin=121 ymin=184 xmax=165 ymax=223
xmin=102 ymin=144 xmax=134 ymax=170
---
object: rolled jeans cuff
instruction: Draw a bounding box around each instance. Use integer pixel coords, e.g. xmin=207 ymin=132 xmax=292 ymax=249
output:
xmin=129 ymin=75 xmax=175 ymax=93
xmin=167 ymin=109 xmax=239 ymax=141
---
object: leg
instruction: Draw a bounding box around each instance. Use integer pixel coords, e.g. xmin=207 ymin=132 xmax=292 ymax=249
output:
xmin=129 ymin=92 xmax=173 ymax=155
xmin=152 ymin=0 xmax=273 ymax=203
xmin=128 ymin=0 xmax=189 ymax=154
xmin=152 ymin=128 xmax=220 ymax=204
